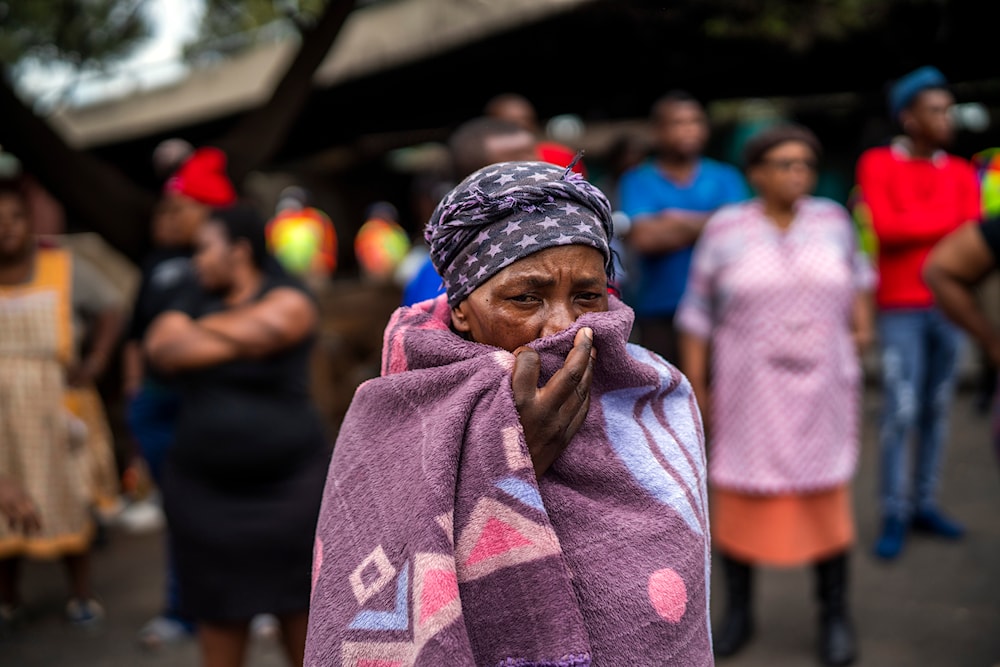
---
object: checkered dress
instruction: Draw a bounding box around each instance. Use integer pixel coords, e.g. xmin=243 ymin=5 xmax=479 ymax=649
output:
xmin=0 ymin=250 xmax=92 ymax=558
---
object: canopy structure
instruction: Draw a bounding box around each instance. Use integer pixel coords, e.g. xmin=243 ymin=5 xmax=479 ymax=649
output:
xmin=33 ymin=0 xmax=1000 ymax=221
xmin=48 ymin=0 xmax=595 ymax=150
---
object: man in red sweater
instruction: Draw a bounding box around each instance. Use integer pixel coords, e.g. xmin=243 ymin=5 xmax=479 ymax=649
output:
xmin=857 ymin=66 xmax=980 ymax=560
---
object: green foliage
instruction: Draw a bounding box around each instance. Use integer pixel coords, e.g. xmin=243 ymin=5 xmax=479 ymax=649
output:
xmin=700 ymin=0 xmax=944 ymax=51
xmin=184 ymin=0 xmax=329 ymax=59
xmin=0 ymin=0 xmax=151 ymax=69
xmin=0 ymin=0 xmax=332 ymax=73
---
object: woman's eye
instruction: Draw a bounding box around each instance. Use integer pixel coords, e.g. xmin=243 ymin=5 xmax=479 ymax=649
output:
xmin=509 ymin=294 xmax=540 ymax=303
xmin=577 ymin=292 xmax=602 ymax=301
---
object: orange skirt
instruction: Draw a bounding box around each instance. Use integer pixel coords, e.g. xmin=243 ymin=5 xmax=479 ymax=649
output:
xmin=711 ymin=485 xmax=854 ymax=567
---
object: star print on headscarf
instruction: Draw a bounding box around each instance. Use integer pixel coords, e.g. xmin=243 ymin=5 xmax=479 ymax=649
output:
xmin=424 ymin=160 xmax=615 ymax=306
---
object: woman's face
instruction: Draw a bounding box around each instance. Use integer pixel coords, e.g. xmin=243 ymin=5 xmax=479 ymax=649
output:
xmin=750 ymin=140 xmax=817 ymax=207
xmin=157 ymin=193 xmax=209 ymax=247
xmin=0 ymin=193 xmax=32 ymax=261
xmin=193 ymin=220 xmax=236 ymax=292
xmin=451 ymin=245 xmax=609 ymax=352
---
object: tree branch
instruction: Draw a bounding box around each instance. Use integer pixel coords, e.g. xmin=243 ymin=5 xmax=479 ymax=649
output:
xmin=0 ymin=73 xmax=154 ymax=257
xmin=215 ymin=0 xmax=357 ymax=183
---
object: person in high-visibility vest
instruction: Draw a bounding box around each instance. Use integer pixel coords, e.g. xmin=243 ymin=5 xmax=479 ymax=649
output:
xmin=266 ymin=186 xmax=337 ymax=287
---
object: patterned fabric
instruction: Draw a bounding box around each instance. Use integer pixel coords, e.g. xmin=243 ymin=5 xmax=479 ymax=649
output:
xmin=0 ymin=249 xmax=93 ymax=558
xmin=307 ymin=296 xmax=712 ymax=666
xmin=425 ymin=161 xmax=613 ymax=307
xmin=677 ymin=197 xmax=875 ymax=494
xmin=65 ymin=386 xmax=120 ymax=512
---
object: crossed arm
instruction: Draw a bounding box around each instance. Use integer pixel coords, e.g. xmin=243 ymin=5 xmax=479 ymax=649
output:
xmin=626 ymin=210 xmax=712 ymax=255
xmin=924 ymin=222 xmax=1000 ymax=363
xmin=144 ymin=288 xmax=317 ymax=373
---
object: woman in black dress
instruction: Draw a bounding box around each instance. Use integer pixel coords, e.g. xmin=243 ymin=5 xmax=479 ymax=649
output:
xmin=145 ymin=205 xmax=329 ymax=667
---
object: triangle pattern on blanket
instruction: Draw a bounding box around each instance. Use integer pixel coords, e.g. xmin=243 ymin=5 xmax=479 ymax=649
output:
xmin=413 ymin=552 xmax=462 ymax=651
xmin=418 ymin=569 xmax=458 ymax=620
xmin=466 ymin=517 xmax=533 ymax=565
xmin=455 ymin=497 xmax=561 ymax=583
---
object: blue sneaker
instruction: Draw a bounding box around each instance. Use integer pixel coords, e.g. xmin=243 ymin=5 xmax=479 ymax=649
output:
xmin=137 ymin=614 xmax=194 ymax=650
xmin=874 ymin=516 xmax=907 ymax=560
xmin=912 ymin=508 xmax=965 ymax=540
xmin=66 ymin=598 xmax=105 ymax=628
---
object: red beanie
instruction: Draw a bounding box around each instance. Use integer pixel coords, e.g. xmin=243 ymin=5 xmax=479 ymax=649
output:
xmin=164 ymin=147 xmax=237 ymax=207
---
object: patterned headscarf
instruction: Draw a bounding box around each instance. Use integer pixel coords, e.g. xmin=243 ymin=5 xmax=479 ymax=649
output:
xmin=426 ymin=160 xmax=613 ymax=306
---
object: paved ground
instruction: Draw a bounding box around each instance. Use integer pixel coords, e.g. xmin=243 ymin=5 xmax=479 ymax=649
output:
xmin=1 ymin=387 xmax=998 ymax=667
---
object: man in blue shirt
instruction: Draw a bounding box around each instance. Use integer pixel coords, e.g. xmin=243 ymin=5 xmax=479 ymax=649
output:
xmin=619 ymin=91 xmax=748 ymax=364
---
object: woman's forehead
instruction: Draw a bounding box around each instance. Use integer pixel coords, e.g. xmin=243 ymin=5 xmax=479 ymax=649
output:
xmin=490 ymin=245 xmax=606 ymax=280
xmin=765 ymin=141 xmax=814 ymax=157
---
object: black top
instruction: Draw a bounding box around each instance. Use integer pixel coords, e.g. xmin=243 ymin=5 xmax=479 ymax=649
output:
xmin=128 ymin=248 xmax=195 ymax=342
xmin=167 ymin=273 xmax=327 ymax=483
xmin=979 ymin=216 xmax=1000 ymax=263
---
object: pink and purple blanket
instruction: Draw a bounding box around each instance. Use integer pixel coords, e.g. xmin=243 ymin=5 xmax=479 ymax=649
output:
xmin=306 ymin=296 xmax=712 ymax=666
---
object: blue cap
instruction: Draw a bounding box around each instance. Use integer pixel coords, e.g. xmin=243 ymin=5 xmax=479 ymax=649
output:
xmin=888 ymin=66 xmax=948 ymax=121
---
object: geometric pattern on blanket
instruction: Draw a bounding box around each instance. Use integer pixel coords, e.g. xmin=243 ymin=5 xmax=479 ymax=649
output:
xmin=349 ymin=545 xmax=398 ymax=605
xmin=348 ymin=560 xmax=409 ymax=631
xmin=502 ymin=426 xmax=532 ymax=472
xmin=495 ymin=477 xmax=545 ymax=512
xmin=454 ymin=497 xmax=562 ymax=583
xmin=340 ymin=551 xmax=463 ymax=665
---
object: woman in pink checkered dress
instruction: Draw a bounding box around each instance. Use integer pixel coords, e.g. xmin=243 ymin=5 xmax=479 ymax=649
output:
xmin=677 ymin=125 xmax=875 ymax=666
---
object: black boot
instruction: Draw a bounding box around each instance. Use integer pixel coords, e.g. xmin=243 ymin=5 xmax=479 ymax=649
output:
xmin=815 ymin=553 xmax=857 ymax=666
xmin=714 ymin=555 xmax=754 ymax=658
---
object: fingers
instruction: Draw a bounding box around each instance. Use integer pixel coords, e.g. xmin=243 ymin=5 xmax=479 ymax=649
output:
xmin=23 ymin=513 xmax=42 ymax=534
xmin=3 ymin=502 xmax=41 ymax=534
xmin=19 ymin=498 xmax=41 ymax=533
xmin=542 ymin=327 xmax=595 ymax=409
xmin=514 ymin=325 xmax=596 ymax=427
xmin=558 ymin=333 xmax=596 ymax=428
xmin=511 ymin=346 xmax=541 ymax=407
xmin=563 ymin=392 xmax=591 ymax=443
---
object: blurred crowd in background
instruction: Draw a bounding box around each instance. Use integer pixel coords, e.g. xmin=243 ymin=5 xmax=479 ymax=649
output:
xmin=2 ymin=56 xmax=1000 ymax=667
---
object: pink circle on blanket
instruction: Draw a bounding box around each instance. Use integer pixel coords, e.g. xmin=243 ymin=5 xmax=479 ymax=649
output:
xmin=648 ymin=568 xmax=687 ymax=623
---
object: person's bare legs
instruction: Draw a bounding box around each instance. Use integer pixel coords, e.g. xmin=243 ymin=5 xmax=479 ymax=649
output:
xmin=0 ymin=557 xmax=21 ymax=606
xmin=200 ymin=621 xmax=250 ymax=667
xmin=277 ymin=612 xmax=309 ymax=666
xmin=63 ymin=552 xmax=92 ymax=600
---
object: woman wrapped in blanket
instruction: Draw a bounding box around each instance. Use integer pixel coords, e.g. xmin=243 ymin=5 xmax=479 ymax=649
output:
xmin=306 ymin=161 xmax=713 ymax=666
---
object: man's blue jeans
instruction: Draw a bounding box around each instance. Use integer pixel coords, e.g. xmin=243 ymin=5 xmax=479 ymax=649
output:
xmin=127 ymin=380 xmax=188 ymax=625
xmin=878 ymin=308 xmax=961 ymax=521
